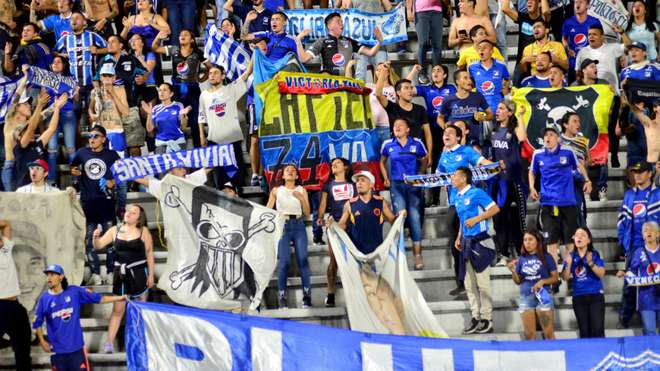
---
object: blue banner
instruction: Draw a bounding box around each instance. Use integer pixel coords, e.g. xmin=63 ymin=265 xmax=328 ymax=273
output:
xmin=284 ymin=5 xmax=408 ymax=46
xmin=203 ymin=24 xmax=251 ymax=81
xmin=0 ymin=78 xmax=20 ymax=123
xmin=110 ymin=144 xmax=237 ymax=183
xmin=404 ymin=163 xmax=503 ymax=188
xmin=28 ymin=66 xmax=77 ymax=96
xmin=126 ymin=301 xmax=660 ymax=370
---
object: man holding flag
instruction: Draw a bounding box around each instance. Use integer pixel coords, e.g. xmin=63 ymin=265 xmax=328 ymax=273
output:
xmin=247 ymin=11 xmax=298 ymax=61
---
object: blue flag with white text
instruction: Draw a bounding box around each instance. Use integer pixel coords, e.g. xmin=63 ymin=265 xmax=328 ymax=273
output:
xmin=203 ymin=24 xmax=251 ymax=82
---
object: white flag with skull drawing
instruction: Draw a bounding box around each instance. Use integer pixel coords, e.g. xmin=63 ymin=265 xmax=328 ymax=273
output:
xmin=155 ymin=175 xmax=283 ymax=311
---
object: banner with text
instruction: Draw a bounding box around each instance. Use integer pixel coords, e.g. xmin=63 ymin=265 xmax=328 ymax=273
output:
xmin=512 ymin=85 xmax=613 ymax=165
xmin=588 ymin=0 xmax=628 ymax=33
xmin=284 ymin=4 xmax=407 ymax=46
xmin=624 ymin=78 xmax=660 ymax=106
xmin=0 ymin=78 xmax=20 ymax=123
xmin=405 ymin=163 xmax=502 ymax=188
xmin=28 ymin=66 xmax=77 ymax=96
xmin=126 ymin=301 xmax=660 ymax=370
xmin=257 ymin=72 xmax=379 ymax=190
xmin=110 ymin=144 xmax=238 ymax=183
xmin=204 ymin=24 xmax=251 ymax=81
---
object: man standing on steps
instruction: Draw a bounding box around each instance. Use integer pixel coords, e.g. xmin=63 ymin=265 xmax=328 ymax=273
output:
xmin=452 ymin=166 xmax=500 ymax=334
xmin=33 ymin=265 xmax=126 ymax=371
xmin=0 ymin=220 xmax=32 ymax=371
xmin=617 ymin=161 xmax=660 ymax=328
xmin=437 ymin=125 xmax=493 ymax=297
xmin=529 ymin=124 xmax=591 ymax=285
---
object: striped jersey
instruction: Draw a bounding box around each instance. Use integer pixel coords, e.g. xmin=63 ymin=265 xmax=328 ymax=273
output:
xmin=55 ymin=31 xmax=107 ymax=87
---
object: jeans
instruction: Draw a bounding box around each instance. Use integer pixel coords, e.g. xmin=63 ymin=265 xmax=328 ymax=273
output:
xmin=85 ymin=219 xmax=115 ymax=275
xmin=165 ymin=0 xmax=197 ymax=46
xmin=490 ymin=13 xmax=507 ymax=58
xmin=640 ymin=310 xmax=660 ymax=335
xmin=1 ymin=160 xmax=15 ymax=192
xmin=277 ymin=218 xmax=311 ymax=291
xmin=354 ymin=50 xmax=388 ymax=82
xmin=415 ymin=11 xmax=443 ymax=70
xmin=573 ymin=293 xmax=605 ymax=338
xmin=391 ymin=181 xmax=423 ymax=243
xmin=47 ymin=109 xmax=77 ymax=183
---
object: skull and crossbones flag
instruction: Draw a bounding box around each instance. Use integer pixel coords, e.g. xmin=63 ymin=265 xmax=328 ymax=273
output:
xmin=512 ymin=85 xmax=614 ymax=165
xmin=156 ymin=175 xmax=284 ymax=311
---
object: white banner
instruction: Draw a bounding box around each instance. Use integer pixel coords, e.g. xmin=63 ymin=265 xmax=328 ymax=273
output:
xmin=327 ymin=216 xmax=447 ymax=337
xmin=152 ymin=175 xmax=283 ymax=311
xmin=588 ymin=0 xmax=628 ymax=38
xmin=0 ymin=192 xmax=85 ymax=313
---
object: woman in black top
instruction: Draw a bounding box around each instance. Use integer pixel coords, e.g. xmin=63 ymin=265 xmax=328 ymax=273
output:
xmin=92 ymin=204 xmax=155 ymax=354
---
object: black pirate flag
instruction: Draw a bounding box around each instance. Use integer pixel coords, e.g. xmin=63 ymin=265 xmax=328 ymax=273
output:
xmin=513 ymin=85 xmax=614 ymax=165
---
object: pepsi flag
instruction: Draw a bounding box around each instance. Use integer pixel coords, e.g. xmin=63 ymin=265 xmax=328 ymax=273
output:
xmin=284 ymin=4 xmax=408 ymax=46
xmin=203 ymin=24 xmax=251 ymax=81
xmin=256 ymin=72 xmax=380 ymax=190
xmin=126 ymin=301 xmax=660 ymax=370
xmin=27 ymin=66 xmax=77 ymax=96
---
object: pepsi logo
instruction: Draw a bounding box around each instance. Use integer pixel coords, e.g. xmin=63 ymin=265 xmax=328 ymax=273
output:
xmin=176 ymin=62 xmax=189 ymax=76
xmin=575 ymin=265 xmax=587 ymax=278
xmin=481 ymin=81 xmax=495 ymax=93
xmin=633 ymin=204 xmax=647 ymax=217
xmin=573 ymin=34 xmax=588 ymax=46
xmin=212 ymin=103 xmax=227 ymax=117
xmin=647 ymin=262 xmax=660 ymax=275
xmin=373 ymin=208 xmax=381 ymax=216
xmin=432 ymin=96 xmax=444 ymax=109
xmin=332 ymin=53 xmax=345 ymax=67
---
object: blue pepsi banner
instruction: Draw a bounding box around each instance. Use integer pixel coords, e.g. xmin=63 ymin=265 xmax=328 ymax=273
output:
xmin=126 ymin=301 xmax=660 ymax=370
xmin=284 ymin=4 xmax=407 ymax=46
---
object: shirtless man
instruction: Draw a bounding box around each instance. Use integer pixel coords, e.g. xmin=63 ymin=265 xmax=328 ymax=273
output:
xmin=624 ymin=96 xmax=660 ymax=169
xmin=1 ymin=70 xmax=29 ymax=192
xmin=83 ymin=0 xmax=120 ymax=38
xmin=448 ymin=0 xmax=495 ymax=51
xmin=89 ymin=64 xmax=128 ymax=157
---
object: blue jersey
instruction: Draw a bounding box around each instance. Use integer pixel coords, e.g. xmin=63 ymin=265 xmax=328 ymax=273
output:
xmin=380 ymin=137 xmax=427 ymax=181
xmin=32 ymin=286 xmax=102 ymax=354
xmin=569 ymin=250 xmax=604 ymax=297
xmin=562 ymin=16 xmax=603 ymax=69
xmin=348 ymin=195 xmax=385 ymax=254
xmin=619 ymin=62 xmax=660 ymax=83
xmin=56 ymin=31 xmax=108 ymax=87
xmin=618 ymin=185 xmax=660 ymax=252
xmin=42 ymin=13 xmax=73 ymax=41
xmin=254 ymin=31 xmax=298 ymax=61
xmin=454 ymin=185 xmax=496 ymax=237
xmin=437 ymin=145 xmax=484 ymax=205
xmin=322 ymin=180 xmax=356 ymax=221
xmin=416 ymin=83 xmax=456 ymax=123
xmin=440 ymin=92 xmax=490 ymax=144
xmin=530 ymin=145 xmax=579 ymax=207
xmin=491 ymin=126 xmax=523 ymax=181
xmin=515 ymin=253 xmax=557 ymax=296
xmin=520 ymin=75 xmax=552 ymax=88
xmin=629 ymin=246 xmax=660 ymax=311
xmin=152 ymin=102 xmax=185 ymax=141
xmin=468 ymin=60 xmax=510 ymax=111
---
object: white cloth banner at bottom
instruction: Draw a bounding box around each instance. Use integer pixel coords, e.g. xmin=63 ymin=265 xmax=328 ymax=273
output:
xmin=154 ymin=175 xmax=283 ymax=311
xmin=126 ymin=301 xmax=660 ymax=370
xmin=327 ymin=216 xmax=447 ymax=337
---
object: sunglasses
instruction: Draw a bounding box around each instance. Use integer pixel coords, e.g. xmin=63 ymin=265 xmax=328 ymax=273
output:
xmin=89 ymin=133 xmax=104 ymax=139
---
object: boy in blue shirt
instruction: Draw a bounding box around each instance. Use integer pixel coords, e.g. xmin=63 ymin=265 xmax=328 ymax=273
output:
xmin=468 ymin=40 xmax=510 ymax=113
xmin=33 ymin=265 xmax=126 ymax=370
xmin=452 ymin=167 xmax=500 ymax=334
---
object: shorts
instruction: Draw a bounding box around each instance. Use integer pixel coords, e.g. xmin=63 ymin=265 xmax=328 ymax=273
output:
xmin=247 ymin=104 xmax=258 ymax=135
xmin=518 ymin=293 xmax=554 ymax=313
xmin=51 ymin=348 xmax=89 ymax=371
xmin=113 ymin=263 xmax=149 ymax=299
xmin=539 ymin=205 xmax=578 ymax=245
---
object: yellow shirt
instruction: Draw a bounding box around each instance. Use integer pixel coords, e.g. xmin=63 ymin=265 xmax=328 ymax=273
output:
xmin=457 ymin=45 xmax=505 ymax=70
xmin=522 ymin=40 xmax=568 ymax=75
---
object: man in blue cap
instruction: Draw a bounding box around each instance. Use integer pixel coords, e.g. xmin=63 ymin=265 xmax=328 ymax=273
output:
xmin=33 ymin=264 xmax=126 ymax=371
xmin=620 ymin=42 xmax=660 ymax=84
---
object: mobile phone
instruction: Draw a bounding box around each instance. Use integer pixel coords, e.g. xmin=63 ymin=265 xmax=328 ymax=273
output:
xmin=458 ymin=29 xmax=468 ymax=39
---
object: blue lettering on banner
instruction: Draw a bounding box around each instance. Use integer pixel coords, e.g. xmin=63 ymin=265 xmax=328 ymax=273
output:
xmin=126 ymin=301 xmax=660 ymax=370
xmin=284 ymin=5 xmax=408 ymax=46
xmin=111 ymin=144 xmax=237 ymax=183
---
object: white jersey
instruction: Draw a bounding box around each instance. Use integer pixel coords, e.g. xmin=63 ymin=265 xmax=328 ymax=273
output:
xmin=15 ymin=183 xmax=59 ymax=193
xmin=0 ymin=238 xmax=20 ymax=299
xmin=198 ymin=78 xmax=248 ymax=145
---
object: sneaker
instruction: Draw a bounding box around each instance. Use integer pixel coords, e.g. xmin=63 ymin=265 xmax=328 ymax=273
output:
xmin=250 ymin=174 xmax=260 ymax=186
xmin=103 ymin=272 xmax=114 ymax=285
xmin=278 ymin=293 xmax=288 ymax=309
xmin=475 ymin=320 xmax=493 ymax=334
xmin=598 ymin=189 xmax=608 ymax=201
xmin=449 ymin=285 xmax=465 ymax=296
xmin=611 ymin=156 xmax=621 ymax=168
xmin=103 ymin=343 xmax=114 ymax=354
xmin=89 ymin=273 xmax=102 ymax=286
xmin=418 ymin=73 xmax=430 ymax=85
xmin=463 ymin=318 xmax=480 ymax=334
xmin=313 ymin=235 xmax=325 ymax=245
xmin=302 ymin=294 xmax=312 ymax=308
xmin=325 ymin=293 xmax=335 ymax=307
xmin=495 ymin=257 xmax=508 ymax=267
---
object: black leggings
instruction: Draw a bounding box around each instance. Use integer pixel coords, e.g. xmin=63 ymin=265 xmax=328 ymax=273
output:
xmin=447 ymin=206 xmax=462 ymax=287
xmin=493 ymin=180 xmax=527 ymax=258
xmin=0 ymin=300 xmax=31 ymax=371
xmin=573 ymin=293 xmax=605 ymax=338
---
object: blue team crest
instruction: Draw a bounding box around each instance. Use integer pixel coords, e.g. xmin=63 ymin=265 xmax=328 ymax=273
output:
xmin=464 ymin=198 xmax=470 ymax=206
xmin=560 ymin=156 xmax=567 ymax=164
xmin=455 ymin=155 xmax=463 ymax=161
xmin=381 ymin=8 xmax=404 ymax=36
xmin=411 ymin=146 xmax=417 ymax=153
xmin=591 ymin=349 xmax=660 ymax=370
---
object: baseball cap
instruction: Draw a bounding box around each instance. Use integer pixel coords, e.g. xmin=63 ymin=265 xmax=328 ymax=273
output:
xmin=89 ymin=125 xmax=107 ymax=137
xmin=351 ymin=170 xmax=375 ymax=184
xmin=43 ymin=264 xmax=64 ymax=275
xmin=630 ymin=41 xmax=647 ymax=51
xmin=629 ymin=161 xmax=652 ymax=172
xmin=543 ymin=123 xmax=561 ymax=135
xmin=28 ymin=159 xmax=49 ymax=172
xmin=100 ymin=63 xmax=115 ymax=76
xmin=222 ymin=181 xmax=238 ymax=193
xmin=579 ymin=58 xmax=599 ymax=71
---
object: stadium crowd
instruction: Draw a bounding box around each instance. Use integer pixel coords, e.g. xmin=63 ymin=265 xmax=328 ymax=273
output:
xmin=0 ymin=0 xmax=660 ymax=368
